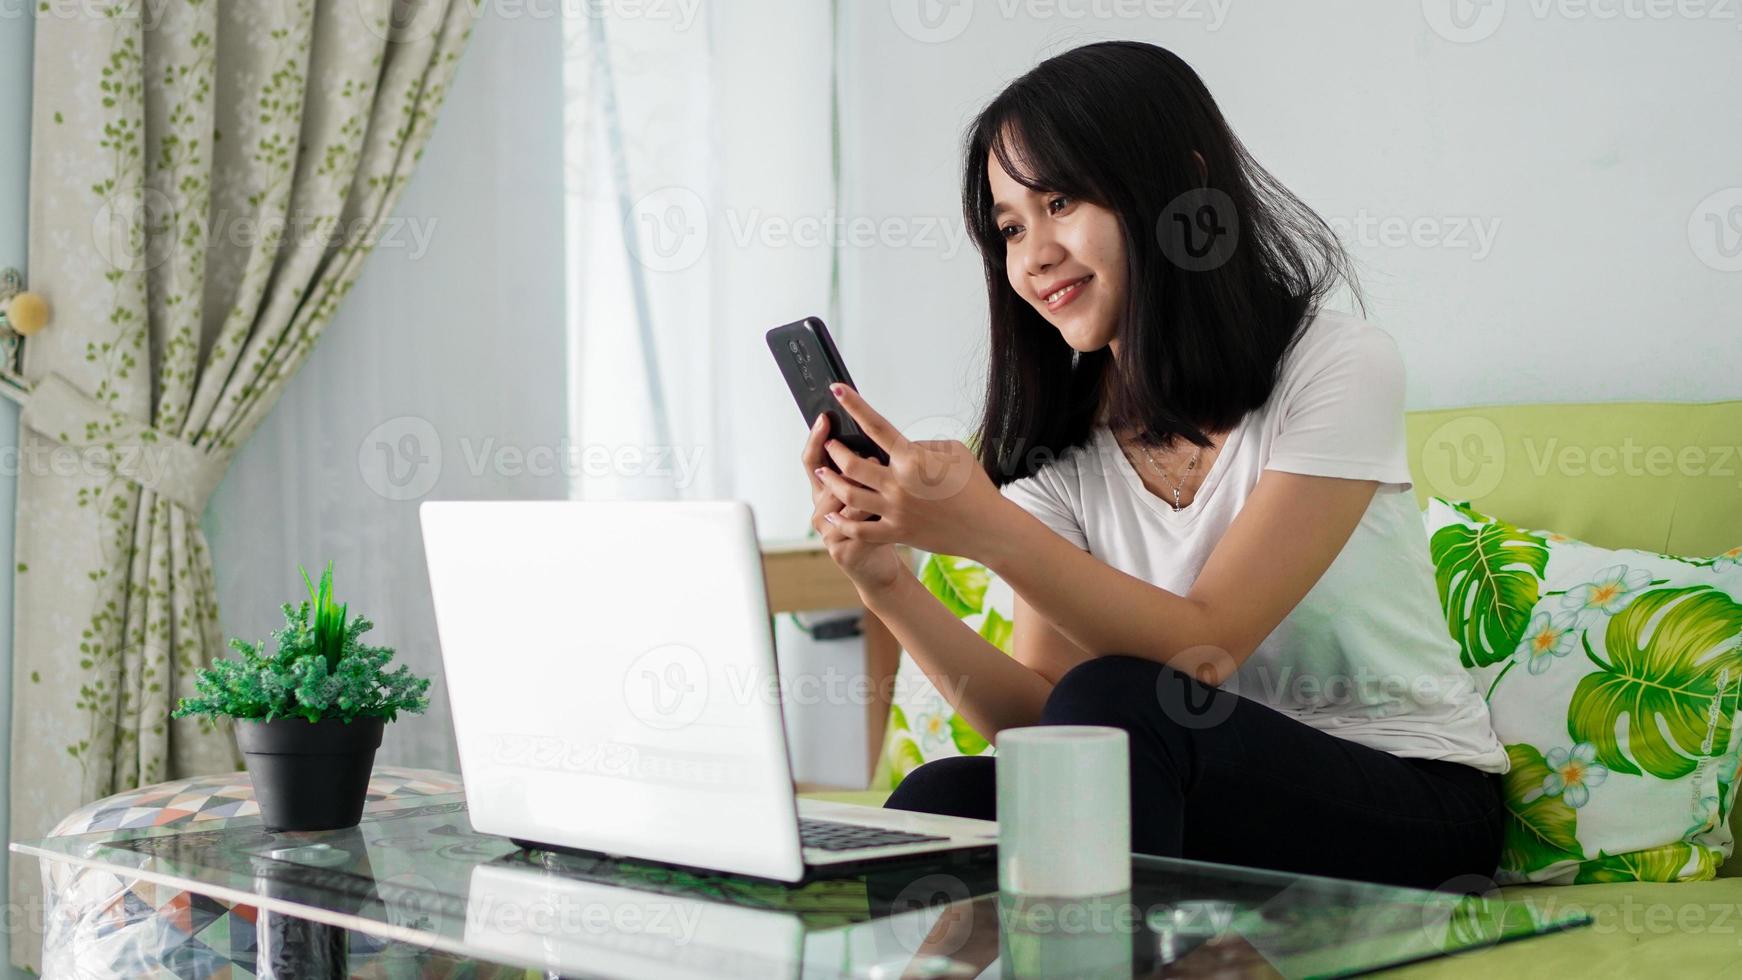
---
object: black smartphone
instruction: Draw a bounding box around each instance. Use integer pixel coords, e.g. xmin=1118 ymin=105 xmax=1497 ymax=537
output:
xmin=766 ymin=316 xmax=890 ymax=467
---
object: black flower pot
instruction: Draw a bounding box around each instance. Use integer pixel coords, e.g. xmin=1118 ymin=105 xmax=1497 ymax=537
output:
xmin=234 ymin=716 xmax=385 ymax=832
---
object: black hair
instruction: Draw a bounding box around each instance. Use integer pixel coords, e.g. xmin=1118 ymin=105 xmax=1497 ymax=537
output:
xmin=962 ymin=40 xmax=1359 ymax=485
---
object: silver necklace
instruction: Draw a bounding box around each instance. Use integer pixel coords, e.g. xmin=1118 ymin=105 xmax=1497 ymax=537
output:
xmin=1137 ymin=441 xmax=1204 ymax=512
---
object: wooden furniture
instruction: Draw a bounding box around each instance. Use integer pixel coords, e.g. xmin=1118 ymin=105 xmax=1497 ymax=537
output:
xmin=760 ymin=538 xmax=906 ymax=787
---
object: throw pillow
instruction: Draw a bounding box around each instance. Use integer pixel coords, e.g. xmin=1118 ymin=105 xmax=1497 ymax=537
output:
xmin=877 ymin=553 xmax=1012 ymax=787
xmin=1423 ymin=497 xmax=1742 ymax=885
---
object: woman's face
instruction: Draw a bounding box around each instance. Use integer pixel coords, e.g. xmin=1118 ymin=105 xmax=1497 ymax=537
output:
xmin=989 ymin=149 xmax=1127 ymax=354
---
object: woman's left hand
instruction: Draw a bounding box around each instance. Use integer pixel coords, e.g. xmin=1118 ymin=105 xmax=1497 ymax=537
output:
xmin=813 ymin=383 xmax=1015 ymax=561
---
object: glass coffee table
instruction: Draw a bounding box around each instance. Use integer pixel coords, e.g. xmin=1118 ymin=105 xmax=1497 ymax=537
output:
xmin=15 ymin=793 xmax=1586 ymax=978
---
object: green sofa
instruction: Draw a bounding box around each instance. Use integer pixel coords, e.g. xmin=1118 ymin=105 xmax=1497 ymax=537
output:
xmin=798 ymin=400 xmax=1742 ymax=975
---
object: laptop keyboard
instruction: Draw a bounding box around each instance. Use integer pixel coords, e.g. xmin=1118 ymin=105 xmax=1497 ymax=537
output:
xmin=799 ymin=817 xmax=949 ymax=852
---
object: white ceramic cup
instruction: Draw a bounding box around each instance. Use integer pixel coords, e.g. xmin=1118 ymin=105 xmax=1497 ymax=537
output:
xmin=995 ymin=725 xmax=1131 ymax=897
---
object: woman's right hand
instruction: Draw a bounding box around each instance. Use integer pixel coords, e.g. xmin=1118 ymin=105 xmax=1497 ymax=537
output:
xmin=804 ymin=414 xmax=905 ymax=597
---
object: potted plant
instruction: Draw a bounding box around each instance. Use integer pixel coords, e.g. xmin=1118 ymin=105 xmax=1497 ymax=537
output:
xmin=174 ymin=563 xmax=431 ymax=831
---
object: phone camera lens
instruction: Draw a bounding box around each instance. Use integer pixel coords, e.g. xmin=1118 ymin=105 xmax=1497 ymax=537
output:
xmin=787 ymin=340 xmax=800 ymax=353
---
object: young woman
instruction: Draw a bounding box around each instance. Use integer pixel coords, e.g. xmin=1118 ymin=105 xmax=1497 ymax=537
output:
xmin=799 ymin=41 xmax=1507 ymax=891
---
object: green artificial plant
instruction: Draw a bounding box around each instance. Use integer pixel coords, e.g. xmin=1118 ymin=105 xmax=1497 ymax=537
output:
xmin=173 ymin=563 xmax=431 ymax=724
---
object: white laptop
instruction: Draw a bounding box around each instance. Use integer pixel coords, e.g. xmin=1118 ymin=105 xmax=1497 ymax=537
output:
xmin=420 ymin=500 xmax=998 ymax=883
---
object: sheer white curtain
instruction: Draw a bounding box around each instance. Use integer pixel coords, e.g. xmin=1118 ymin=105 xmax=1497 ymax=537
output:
xmin=204 ymin=9 xmax=569 ymax=772
xmin=562 ymin=4 xmax=856 ymax=784
xmin=208 ymin=5 xmax=849 ymax=776
xmin=209 ymin=3 xmax=857 ymax=779
xmin=564 ymin=3 xmax=837 ymax=537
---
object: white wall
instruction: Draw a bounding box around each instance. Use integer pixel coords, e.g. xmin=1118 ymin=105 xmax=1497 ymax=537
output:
xmin=24 ymin=4 xmax=1742 ymax=815
xmin=205 ymin=8 xmax=570 ymax=774
xmin=595 ymin=4 xmax=1742 ymax=788
xmin=709 ymin=4 xmax=872 ymax=787
xmin=202 ymin=5 xmax=877 ymax=790
xmin=836 ymin=2 xmax=1742 ymax=426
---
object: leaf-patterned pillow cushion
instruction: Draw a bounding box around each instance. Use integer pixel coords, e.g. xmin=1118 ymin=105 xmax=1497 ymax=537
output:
xmin=1424 ymin=497 xmax=1742 ymax=885
xmin=876 ymin=554 xmax=1014 ymax=787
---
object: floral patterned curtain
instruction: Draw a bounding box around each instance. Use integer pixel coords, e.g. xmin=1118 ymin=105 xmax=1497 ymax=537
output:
xmin=11 ymin=1 xmax=478 ymax=967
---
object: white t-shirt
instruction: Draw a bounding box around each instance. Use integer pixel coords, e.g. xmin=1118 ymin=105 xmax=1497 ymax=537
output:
xmin=1001 ymin=310 xmax=1508 ymax=773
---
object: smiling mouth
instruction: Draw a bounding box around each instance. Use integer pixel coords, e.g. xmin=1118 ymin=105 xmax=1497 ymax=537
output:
xmin=1043 ymin=275 xmax=1092 ymax=310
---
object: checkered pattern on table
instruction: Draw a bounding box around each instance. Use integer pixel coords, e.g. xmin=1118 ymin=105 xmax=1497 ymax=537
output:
xmin=40 ymin=766 xmax=523 ymax=980
xmin=50 ymin=767 xmax=463 ymax=836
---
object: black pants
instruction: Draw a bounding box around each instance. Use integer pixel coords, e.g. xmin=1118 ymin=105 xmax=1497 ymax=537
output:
xmin=885 ymin=655 xmax=1505 ymax=891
